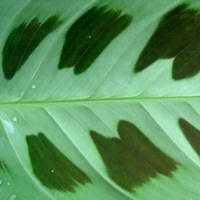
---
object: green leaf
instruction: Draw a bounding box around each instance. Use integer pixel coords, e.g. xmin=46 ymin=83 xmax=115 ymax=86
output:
xmin=1 ymin=0 xmax=200 ymax=199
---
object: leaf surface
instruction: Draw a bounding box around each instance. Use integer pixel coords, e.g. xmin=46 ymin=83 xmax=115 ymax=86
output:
xmin=1 ymin=0 xmax=200 ymax=200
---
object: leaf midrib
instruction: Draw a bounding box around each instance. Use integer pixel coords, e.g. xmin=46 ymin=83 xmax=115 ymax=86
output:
xmin=0 ymin=96 xmax=199 ymax=107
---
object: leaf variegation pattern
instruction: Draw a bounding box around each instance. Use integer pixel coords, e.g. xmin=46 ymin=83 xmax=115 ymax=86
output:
xmin=1 ymin=0 xmax=200 ymax=200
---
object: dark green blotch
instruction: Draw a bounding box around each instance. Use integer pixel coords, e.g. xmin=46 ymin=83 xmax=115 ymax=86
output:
xmin=90 ymin=120 xmax=178 ymax=191
xmin=58 ymin=6 xmax=132 ymax=74
xmin=26 ymin=133 xmax=91 ymax=192
xmin=3 ymin=16 xmax=62 ymax=80
xmin=179 ymin=118 xmax=200 ymax=156
xmin=134 ymin=4 xmax=200 ymax=80
xmin=0 ymin=160 xmax=8 ymax=173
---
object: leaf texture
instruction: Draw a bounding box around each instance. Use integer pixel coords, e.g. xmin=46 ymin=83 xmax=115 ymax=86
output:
xmin=1 ymin=0 xmax=200 ymax=200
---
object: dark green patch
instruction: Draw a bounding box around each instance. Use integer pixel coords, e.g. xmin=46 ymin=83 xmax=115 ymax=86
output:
xmin=0 ymin=161 xmax=4 ymax=170
xmin=58 ymin=6 xmax=132 ymax=74
xmin=90 ymin=120 xmax=178 ymax=191
xmin=134 ymin=4 xmax=200 ymax=80
xmin=0 ymin=161 xmax=8 ymax=173
xmin=26 ymin=133 xmax=91 ymax=192
xmin=179 ymin=118 xmax=200 ymax=156
xmin=3 ymin=16 xmax=62 ymax=80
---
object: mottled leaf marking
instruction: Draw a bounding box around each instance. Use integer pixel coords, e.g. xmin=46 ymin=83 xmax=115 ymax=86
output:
xmin=179 ymin=118 xmax=200 ymax=156
xmin=3 ymin=16 xmax=62 ymax=80
xmin=0 ymin=160 xmax=8 ymax=173
xmin=91 ymin=120 xmax=178 ymax=191
xmin=118 ymin=120 xmax=178 ymax=176
xmin=0 ymin=161 xmax=4 ymax=171
xmin=58 ymin=6 xmax=132 ymax=74
xmin=26 ymin=133 xmax=91 ymax=192
xmin=135 ymin=4 xmax=200 ymax=80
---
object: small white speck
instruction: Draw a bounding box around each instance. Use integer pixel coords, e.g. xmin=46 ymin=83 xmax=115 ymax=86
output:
xmin=7 ymin=182 xmax=11 ymax=186
xmin=12 ymin=117 xmax=17 ymax=122
xmin=32 ymin=84 xmax=36 ymax=89
xmin=89 ymin=35 xmax=91 ymax=39
xmin=51 ymin=169 xmax=54 ymax=173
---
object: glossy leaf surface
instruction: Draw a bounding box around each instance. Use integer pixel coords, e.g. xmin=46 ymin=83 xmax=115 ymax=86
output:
xmin=1 ymin=0 xmax=200 ymax=200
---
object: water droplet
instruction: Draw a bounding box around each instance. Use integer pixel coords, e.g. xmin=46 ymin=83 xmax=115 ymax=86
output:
xmin=12 ymin=117 xmax=17 ymax=122
xmin=88 ymin=35 xmax=91 ymax=39
xmin=8 ymin=193 xmax=18 ymax=200
xmin=0 ymin=178 xmax=4 ymax=185
xmin=7 ymin=182 xmax=11 ymax=186
xmin=51 ymin=169 xmax=54 ymax=173
xmin=32 ymin=84 xmax=36 ymax=89
xmin=2 ymin=120 xmax=14 ymax=135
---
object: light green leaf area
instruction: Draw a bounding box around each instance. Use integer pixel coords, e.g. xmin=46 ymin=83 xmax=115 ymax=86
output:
xmin=1 ymin=0 xmax=200 ymax=199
